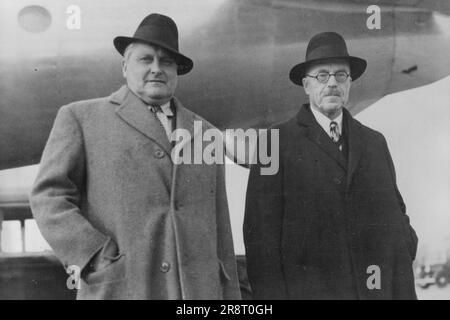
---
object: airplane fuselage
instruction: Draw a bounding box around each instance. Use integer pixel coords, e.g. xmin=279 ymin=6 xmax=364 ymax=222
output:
xmin=1 ymin=0 xmax=449 ymax=170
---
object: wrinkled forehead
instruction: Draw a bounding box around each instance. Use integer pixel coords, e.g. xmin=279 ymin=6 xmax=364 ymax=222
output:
xmin=306 ymin=58 xmax=350 ymax=74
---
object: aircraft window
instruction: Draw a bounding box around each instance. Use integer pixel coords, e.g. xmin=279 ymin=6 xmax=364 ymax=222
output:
xmin=18 ymin=5 xmax=52 ymax=33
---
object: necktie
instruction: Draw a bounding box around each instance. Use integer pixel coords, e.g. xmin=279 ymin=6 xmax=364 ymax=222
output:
xmin=330 ymin=121 xmax=340 ymax=143
xmin=149 ymin=105 xmax=162 ymax=114
xmin=330 ymin=121 xmax=344 ymax=152
xmin=148 ymin=104 xmax=174 ymax=144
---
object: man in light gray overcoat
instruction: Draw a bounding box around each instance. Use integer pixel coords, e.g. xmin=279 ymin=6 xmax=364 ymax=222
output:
xmin=30 ymin=13 xmax=241 ymax=300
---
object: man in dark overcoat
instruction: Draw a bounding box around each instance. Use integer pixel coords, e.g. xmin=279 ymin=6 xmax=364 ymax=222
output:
xmin=244 ymin=32 xmax=418 ymax=300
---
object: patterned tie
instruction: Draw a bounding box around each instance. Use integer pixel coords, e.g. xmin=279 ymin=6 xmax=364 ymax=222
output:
xmin=149 ymin=105 xmax=162 ymax=114
xmin=330 ymin=121 xmax=340 ymax=143
xmin=148 ymin=104 xmax=175 ymax=145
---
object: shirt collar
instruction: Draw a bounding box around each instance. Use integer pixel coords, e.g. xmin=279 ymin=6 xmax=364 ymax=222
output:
xmin=147 ymin=101 xmax=173 ymax=117
xmin=310 ymin=106 xmax=343 ymax=135
xmin=160 ymin=101 xmax=173 ymax=117
xmin=128 ymin=84 xmax=174 ymax=117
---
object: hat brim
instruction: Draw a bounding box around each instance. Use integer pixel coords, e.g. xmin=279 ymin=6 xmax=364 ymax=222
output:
xmin=289 ymin=56 xmax=367 ymax=86
xmin=113 ymin=36 xmax=193 ymax=75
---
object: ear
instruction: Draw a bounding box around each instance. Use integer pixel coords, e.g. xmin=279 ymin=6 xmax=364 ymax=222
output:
xmin=121 ymin=59 xmax=127 ymax=78
xmin=302 ymin=77 xmax=310 ymax=95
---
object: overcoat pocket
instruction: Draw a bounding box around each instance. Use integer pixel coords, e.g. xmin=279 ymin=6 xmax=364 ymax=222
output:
xmin=83 ymin=253 xmax=126 ymax=286
xmin=219 ymin=260 xmax=231 ymax=281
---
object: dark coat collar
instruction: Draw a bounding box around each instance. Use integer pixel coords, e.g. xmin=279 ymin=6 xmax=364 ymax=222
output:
xmin=296 ymin=104 xmax=364 ymax=189
xmin=344 ymin=106 xmax=364 ymax=190
xmin=296 ymin=104 xmax=347 ymax=171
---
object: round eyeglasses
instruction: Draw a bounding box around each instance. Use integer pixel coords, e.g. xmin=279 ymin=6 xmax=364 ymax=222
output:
xmin=306 ymin=71 xmax=350 ymax=84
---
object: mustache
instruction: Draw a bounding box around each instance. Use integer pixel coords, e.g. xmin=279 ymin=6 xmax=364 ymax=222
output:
xmin=323 ymin=90 xmax=341 ymax=97
xmin=146 ymin=78 xmax=166 ymax=83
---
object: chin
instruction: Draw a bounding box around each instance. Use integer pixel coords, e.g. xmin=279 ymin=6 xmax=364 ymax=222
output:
xmin=144 ymin=90 xmax=171 ymax=101
xmin=317 ymin=104 xmax=342 ymax=118
xmin=321 ymin=103 xmax=342 ymax=112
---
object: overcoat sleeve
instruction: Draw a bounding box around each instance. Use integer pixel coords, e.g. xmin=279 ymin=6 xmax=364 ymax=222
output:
xmin=30 ymin=106 xmax=109 ymax=272
xmin=243 ymin=131 xmax=288 ymax=299
xmin=382 ymin=136 xmax=418 ymax=260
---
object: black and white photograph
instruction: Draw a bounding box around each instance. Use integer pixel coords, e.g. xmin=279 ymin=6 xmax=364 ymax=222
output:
xmin=0 ymin=0 xmax=449 ymax=302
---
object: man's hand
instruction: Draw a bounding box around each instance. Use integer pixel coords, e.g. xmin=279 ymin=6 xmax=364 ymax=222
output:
xmin=88 ymin=238 xmax=119 ymax=272
xmin=223 ymin=130 xmax=257 ymax=166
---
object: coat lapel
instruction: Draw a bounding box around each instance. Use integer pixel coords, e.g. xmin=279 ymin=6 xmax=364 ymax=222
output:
xmin=297 ymin=104 xmax=347 ymax=171
xmin=170 ymin=97 xmax=203 ymax=164
xmin=111 ymin=85 xmax=173 ymax=156
xmin=167 ymin=97 xmax=203 ymax=211
xmin=343 ymin=109 xmax=364 ymax=190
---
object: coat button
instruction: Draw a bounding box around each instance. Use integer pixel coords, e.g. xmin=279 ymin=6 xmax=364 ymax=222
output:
xmin=154 ymin=149 xmax=165 ymax=158
xmin=160 ymin=262 xmax=170 ymax=273
xmin=333 ymin=178 xmax=342 ymax=185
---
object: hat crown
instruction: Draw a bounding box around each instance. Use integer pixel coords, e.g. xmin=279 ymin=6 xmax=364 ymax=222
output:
xmin=137 ymin=13 xmax=178 ymax=36
xmin=113 ymin=13 xmax=194 ymax=75
xmin=133 ymin=13 xmax=179 ymax=51
xmin=306 ymin=32 xmax=349 ymax=62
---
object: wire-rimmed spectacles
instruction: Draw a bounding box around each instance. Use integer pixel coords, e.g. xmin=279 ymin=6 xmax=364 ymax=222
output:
xmin=306 ymin=71 xmax=350 ymax=84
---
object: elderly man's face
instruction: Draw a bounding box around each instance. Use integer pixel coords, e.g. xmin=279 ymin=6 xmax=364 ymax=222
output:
xmin=122 ymin=42 xmax=178 ymax=105
xmin=302 ymin=59 xmax=351 ymax=119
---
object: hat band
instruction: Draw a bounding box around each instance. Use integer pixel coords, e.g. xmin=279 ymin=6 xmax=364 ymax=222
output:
xmin=306 ymin=44 xmax=350 ymax=62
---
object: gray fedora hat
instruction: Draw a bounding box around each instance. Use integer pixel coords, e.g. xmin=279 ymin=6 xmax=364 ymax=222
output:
xmin=289 ymin=32 xmax=367 ymax=86
xmin=114 ymin=13 xmax=193 ymax=75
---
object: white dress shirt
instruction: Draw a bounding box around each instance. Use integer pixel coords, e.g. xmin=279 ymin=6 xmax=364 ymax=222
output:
xmin=148 ymin=101 xmax=174 ymax=141
xmin=310 ymin=106 xmax=343 ymax=138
